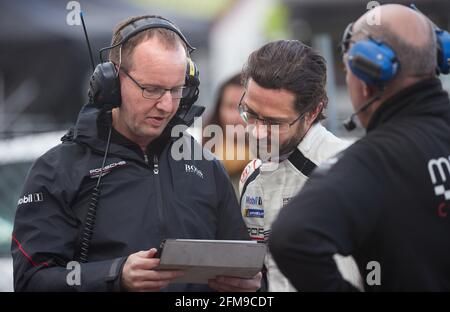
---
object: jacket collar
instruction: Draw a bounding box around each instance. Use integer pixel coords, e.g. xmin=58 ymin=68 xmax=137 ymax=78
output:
xmin=367 ymin=77 xmax=449 ymax=132
xmin=72 ymin=103 xmax=182 ymax=162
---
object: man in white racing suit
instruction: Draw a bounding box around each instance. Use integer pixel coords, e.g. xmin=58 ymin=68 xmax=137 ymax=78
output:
xmin=238 ymin=40 xmax=362 ymax=291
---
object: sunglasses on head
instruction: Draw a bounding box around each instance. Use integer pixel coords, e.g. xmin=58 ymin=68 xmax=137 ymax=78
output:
xmin=340 ymin=22 xmax=354 ymax=55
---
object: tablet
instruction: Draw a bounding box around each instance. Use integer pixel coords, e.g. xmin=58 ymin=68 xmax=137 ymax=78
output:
xmin=154 ymin=239 xmax=267 ymax=284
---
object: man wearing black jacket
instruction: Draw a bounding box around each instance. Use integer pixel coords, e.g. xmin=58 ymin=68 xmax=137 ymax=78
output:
xmin=270 ymin=4 xmax=450 ymax=291
xmin=11 ymin=15 xmax=261 ymax=292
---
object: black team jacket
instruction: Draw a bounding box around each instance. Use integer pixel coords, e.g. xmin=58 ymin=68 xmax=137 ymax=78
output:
xmin=11 ymin=103 xmax=248 ymax=291
xmin=270 ymin=78 xmax=450 ymax=291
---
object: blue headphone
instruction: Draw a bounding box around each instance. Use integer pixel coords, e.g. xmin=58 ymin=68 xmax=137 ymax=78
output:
xmin=436 ymin=28 xmax=450 ymax=74
xmin=347 ymin=33 xmax=399 ymax=86
xmin=342 ymin=5 xmax=450 ymax=86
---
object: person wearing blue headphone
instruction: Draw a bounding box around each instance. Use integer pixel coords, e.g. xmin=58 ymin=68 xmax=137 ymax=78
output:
xmin=270 ymin=4 xmax=450 ymax=291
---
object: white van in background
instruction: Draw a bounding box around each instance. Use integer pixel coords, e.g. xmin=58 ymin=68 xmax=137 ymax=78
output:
xmin=0 ymin=131 xmax=65 ymax=291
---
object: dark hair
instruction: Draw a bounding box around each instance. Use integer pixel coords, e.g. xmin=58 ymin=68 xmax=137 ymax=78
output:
xmin=109 ymin=15 xmax=188 ymax=70
xmin=242 ymin=40 xmax=328 ymax=122
xmin=207 ymin=73 xmax=243 ymax=127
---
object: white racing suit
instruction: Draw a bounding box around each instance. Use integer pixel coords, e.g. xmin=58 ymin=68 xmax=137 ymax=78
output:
xmin=239 ymin=123 xmax=363 ymax=291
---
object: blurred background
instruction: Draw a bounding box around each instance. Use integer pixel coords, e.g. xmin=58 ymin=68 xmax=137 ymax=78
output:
xmin=0 ymin=0 xmax=449 ymax=291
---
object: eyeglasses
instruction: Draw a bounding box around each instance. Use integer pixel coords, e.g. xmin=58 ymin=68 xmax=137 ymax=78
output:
xmin=237 ymin=93 xmax=305 ymax=134
xmin=340 ymin=22 xmax=355 ymax=55
xmin=122 ymin=69 xmax=188 ymax=100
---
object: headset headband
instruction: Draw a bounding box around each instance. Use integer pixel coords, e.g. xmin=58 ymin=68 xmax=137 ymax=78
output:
xmin=99 ymin=16 xmax=195 ymax=62
xmin=119 ymin=17 xmax=195 ymax=53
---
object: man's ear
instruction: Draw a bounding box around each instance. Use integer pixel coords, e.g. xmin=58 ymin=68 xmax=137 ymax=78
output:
xmin=305 ymin=102 xmax=324 ymax=125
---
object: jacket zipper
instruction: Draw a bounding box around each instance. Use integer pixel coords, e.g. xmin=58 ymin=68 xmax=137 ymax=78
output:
xmin=143 ymin=153 xmax=149 ymax=165
xmin=153 ymin=154 xmax=166 ymax=240
xmin=153 ymin=155 xmax=159 ymax=174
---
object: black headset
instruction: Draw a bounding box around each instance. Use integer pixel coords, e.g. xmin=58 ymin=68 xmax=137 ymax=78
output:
xmin=87 ymin=16 xmax=200 ymax=117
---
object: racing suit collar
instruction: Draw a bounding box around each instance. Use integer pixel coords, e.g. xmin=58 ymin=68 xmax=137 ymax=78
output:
xmin=262 ymin=123 xmax=325 ymax=165
xmin=296 ymin=122 xmax=325 ymax=156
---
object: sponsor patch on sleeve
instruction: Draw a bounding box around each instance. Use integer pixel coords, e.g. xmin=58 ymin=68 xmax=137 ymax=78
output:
xmin=244 ymin=208 xmax=264 ymax=218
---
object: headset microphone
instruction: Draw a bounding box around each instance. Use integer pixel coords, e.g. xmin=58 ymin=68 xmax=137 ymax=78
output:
xmin=343 ymin=93 xmax=382 ymax=131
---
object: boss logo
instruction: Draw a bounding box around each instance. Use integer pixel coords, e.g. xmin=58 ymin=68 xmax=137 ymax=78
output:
xmin=185 ymin=164 xmax=204 ymax=179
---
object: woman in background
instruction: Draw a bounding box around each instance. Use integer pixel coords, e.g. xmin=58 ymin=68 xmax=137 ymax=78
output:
xmin=204 ymin=73 xmax=250 ymax=196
